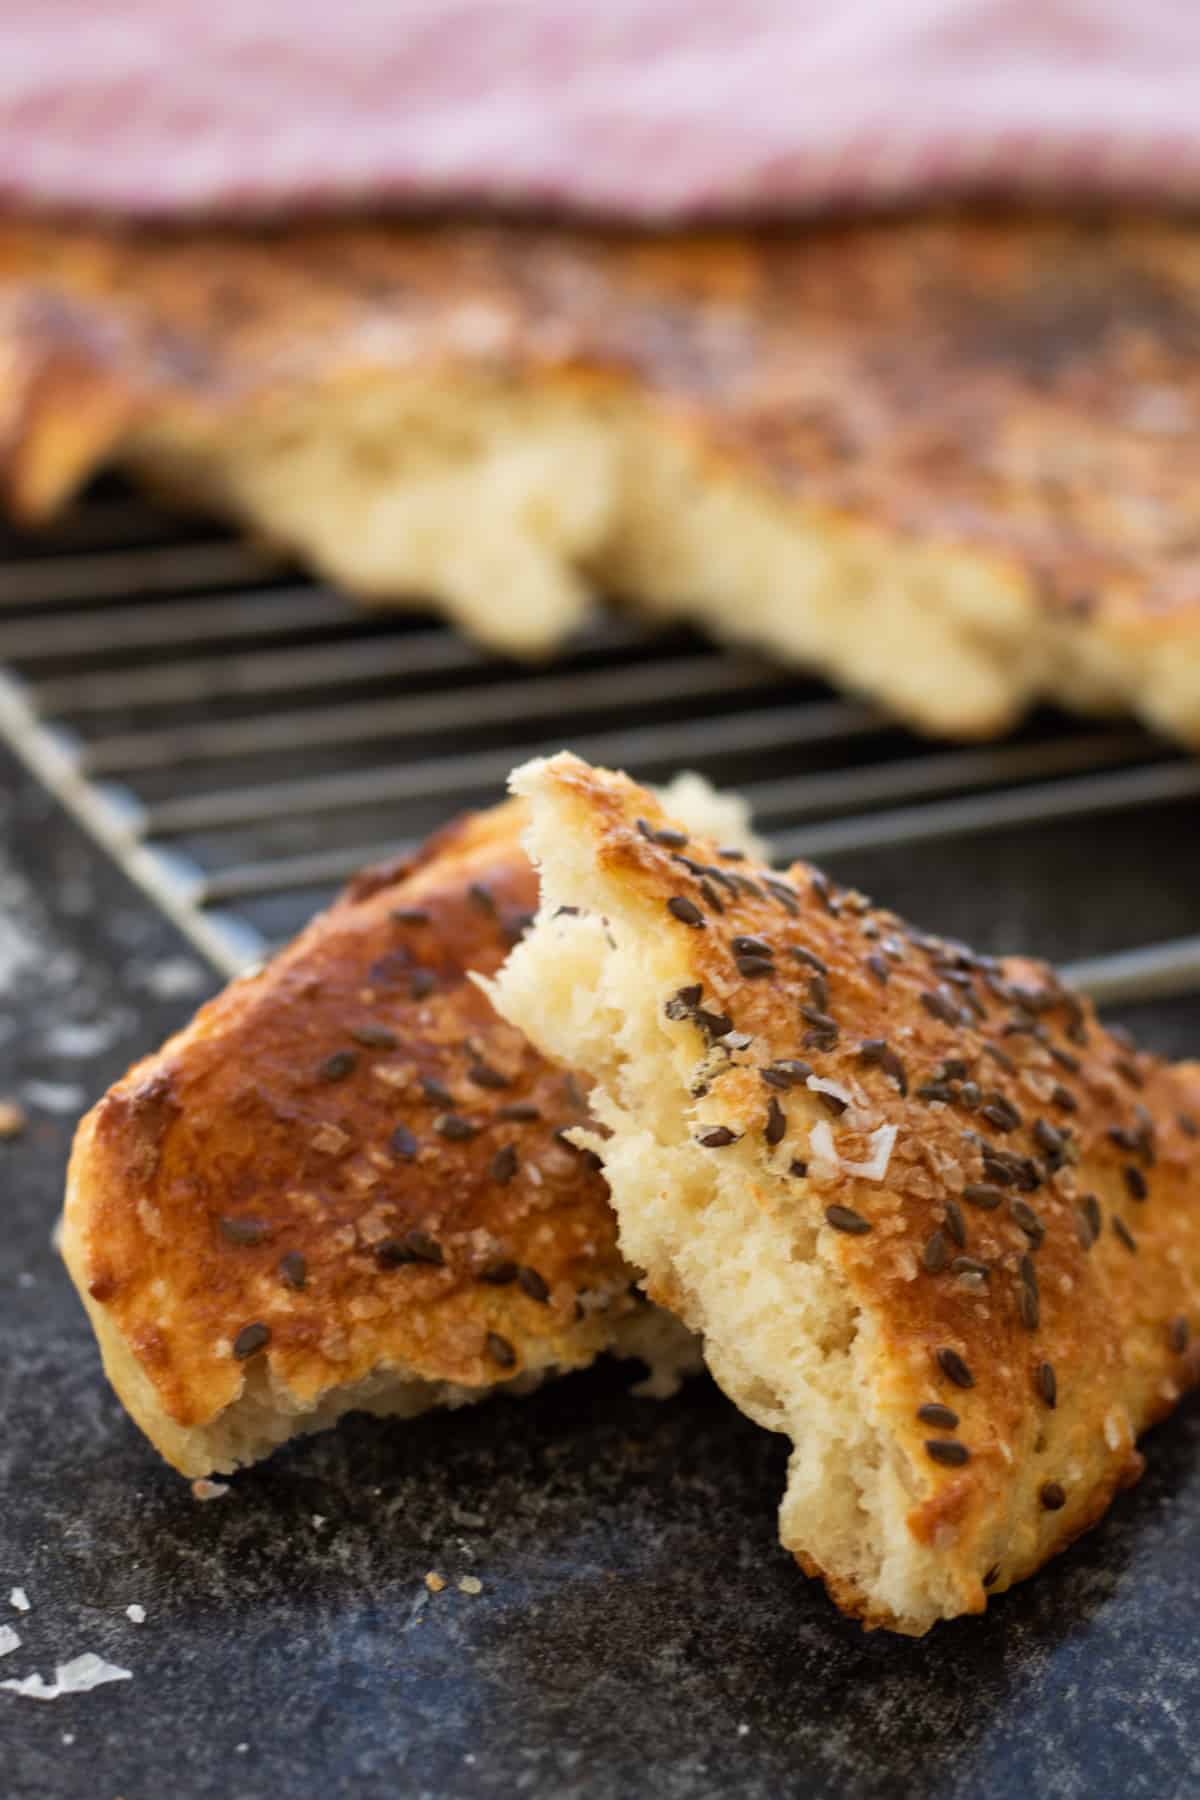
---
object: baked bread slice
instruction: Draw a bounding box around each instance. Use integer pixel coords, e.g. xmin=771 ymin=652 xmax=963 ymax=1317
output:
xmin=4 ymin=213 xmax=1200 ymax=741
xmin=493 ymin=753 xmax=1200 ymax=1633
xmin=62 ymin=774 xmax=759 ymax=1479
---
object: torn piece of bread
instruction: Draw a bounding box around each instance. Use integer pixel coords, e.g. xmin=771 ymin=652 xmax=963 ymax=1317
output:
xmin=5 ymin=213 xmax=1200 ymax=741
xmin=63 ymin=775 xmax=757 ymax=1478
xmin=493 ymin=753 xmax=1200 ymax=1634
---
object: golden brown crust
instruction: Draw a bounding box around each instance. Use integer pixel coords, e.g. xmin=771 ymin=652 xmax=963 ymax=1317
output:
xmin=62 ymin=799 xmax=647 ymax=1475
xmin=511 ymin=754 xmax=1200 ymax=1628
xmin=4 ymin=212 xmax=1200 ymax=713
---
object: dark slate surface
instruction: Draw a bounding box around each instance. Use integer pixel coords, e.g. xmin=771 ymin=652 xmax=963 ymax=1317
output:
xmin=3 ymin=739 xmax=1200 ymax=1800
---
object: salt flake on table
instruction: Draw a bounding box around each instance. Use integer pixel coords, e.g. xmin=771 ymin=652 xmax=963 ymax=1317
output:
xmin=1 ymin=1653 xmax=131 ymax=1701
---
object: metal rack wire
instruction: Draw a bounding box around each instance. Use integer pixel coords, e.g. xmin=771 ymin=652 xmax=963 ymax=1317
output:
xmin=2 ymin=486 xmax=1198 ymax=1006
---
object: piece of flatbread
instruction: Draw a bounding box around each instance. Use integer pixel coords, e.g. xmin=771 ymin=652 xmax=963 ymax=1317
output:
xmin=493 ymin=753 xmax=1200 ymax=1634
xmin=63 ymin=776 xmax=759 ymax=1478
xmin=3 ymin=213 xmax=1200 ymax=741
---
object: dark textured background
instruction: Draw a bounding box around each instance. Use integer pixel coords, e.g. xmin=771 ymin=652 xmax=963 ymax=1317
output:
xmin=4 ymin=735 xmax=1200 ymax=1800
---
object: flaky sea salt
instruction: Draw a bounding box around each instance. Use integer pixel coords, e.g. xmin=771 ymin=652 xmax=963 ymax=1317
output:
xmin=1 ymin=1653 xmax=131 ymax=1701
xmin=125 ymin=1606 xmax=146 ymax=1625
xmin=9 ymin=1590 xmax=29 ymax=1612
xmin=0 ymin=1626 xmax=20 ymax=1657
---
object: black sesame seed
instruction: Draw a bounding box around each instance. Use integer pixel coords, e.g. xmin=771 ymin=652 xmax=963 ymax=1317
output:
xmin=1179 ymin=1113 xmax=1199 ymax=1138
xmin=319 ymin=1050 xmax=358 ymax=1082
xmin=983 ymin=1042 xmax=1016 ymax=1074
xmin=858 ymin=1038 xmax=887 ymax=1065
xmin=922 ymin=1231 xmax=950 ymax=1273
xmin=1169 ymin=1316 xmax=1191 ymax=1354
xmin=926 ymin=1439 xmax=970 ymax=1467
xmin=233 ymin=1322 xmax=270 ymax=1360
xmin=1036 ymin=1362 xmax=1057 ymax=1409
xmin=737 ymin=954 xmax=774 ymax=979
xmin=958 ymin=1082 xmax=982 ymax=1109
xmin=486 ymin=1331 xmax=517 ymax=1369
xmin=917 ymin=1402 xmax=959 ymax=1429
xmin=665 ymin=983 xmax=704 ymax=1020
xmin=980 ymin=1100 xmax=1021 ymax=1134
xmin=1080 ymin=1193 xmax=1102 ymax=1246
xmin=776 ymin=1059 xmax=814 ymax=1083
xmin=789 ymin=1159 xmax=809 ymax=1178
xmin=825 ymin=1204 xmax=871 ymax=1236
xmin=1017 ymin=1282 xmax=1041 ymax=1332
xmin=469 ymin=1060 xmax=513 ymax=1091
xmin=764 ymin=1097 xmax=787 ymax=1147
xmin=917 ymin=1082 xmax=958 ymax=1105
xmin=983 ymin=1566 xmax=1001 ymax=1589
xmin=1011 ymin=1199 xmax=1045 ymax=1245
xmin=944 ymin=1200 xmax=967 ymax=1248
xmin=761 ymin=1066 xmax=795 ymax=1090
xmin=420 ymin=1076 xmax=454 ymax=1106
xmin=936 ymin=1348 xmax=975 ymax=1389
xmin=981 ymin=1155 xmax=1015 ymax=1188
xmin=479 ymin=1261 xmax=518 ymax=1285
xmin=1050 ymin=1046 xmax=1080 ymax=1073
xmin=733 ymin=875 xmax=764 ymax=900
xmin=1033 ymin=1118 xmax=1065 ymax=1161
xmin=697 ymin=1126 xmax=739 ymax=1148
xmin=409 ymin=969 xmax=437 ymax=999
xmin=636 ymin=817 xmax=655 ymax=841
xmin=698 ymin=878 xmax=725 ymax=915
xmin=496 ymin=1102 xmax=541 ymax=1123
xmin=694 ymin=1008 xmax=734 ymax=1041
xmin=391 ymin=1124 xmax=419 ymax=1160
xmin=377 ymin=1230 xmax=445 ymax=1268
xmin=1020 ymin=1251 xmax=1039 ymax=1297
xmin=952 ymin=1257 xmax=991 ymax=1281
xmin=1108 ymin=1125 xmax=1138 ymax=1152
xmin=667 ymin=895 xmax=705 ymax=928
xmin=809 ymin=872 xmax=840 ymax=916
xmin=219 ymin=1216 xmax=271 ymax=1247
xmin=468 ymin=882 xmax=496 ymax=917
xmin=1051 ymin=1084 xmax=1078 ymax=1114
xmin=1040 ymin=1482 xmax=1067 ymax=1512
xmin=517 ymin=1266 xmax=550 ymax=1303
xmin=350 ymin=1024 xmax=399 ymax=1050
xmin=765 ymin=877 xmax=802 ymax=917
xmin=800 ymin=1006 xmax=838 ymax=1035
xmin=278 ymin=1252 xmax=307 ymax=1290
xmin=921 ymin=989 xmax=960 ymax=1027
xmin=1112 ymin=1216 xmax=1138 ymax=1253
xmin=391 ymin=907 xmax=431 ymax=926
xmin=434 ymin=1113 xmax=479 ymax=1141
xmin=938 ymin=1058 xmax=970 ymax=1082
xmin=806 ymin=974 xmax=830 ymax=1013
xmin=732 ymin=936 xmax=773 ymax=959
xmin=1123 ymin=1164 xmax=1148 ymax=1202
xmin=880 ymin=1047 xmax=908 ymax=1095
xmin=865 ymin=953 xmax=890 ymax=986
xmin=654 ymin=826 xmax=690 ymax=850
xmin=490 ymin=1144 xmax=519 ymax=1184
xmin=1114 ymin=1057 xmax=1144 ymax=1090
xmin=963 ymin=1183 xmax=1005 ymax=1212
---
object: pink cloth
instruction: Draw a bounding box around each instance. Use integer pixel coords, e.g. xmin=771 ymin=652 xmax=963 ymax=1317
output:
xmin=3 ymin=0 xmax=1200 ymax=220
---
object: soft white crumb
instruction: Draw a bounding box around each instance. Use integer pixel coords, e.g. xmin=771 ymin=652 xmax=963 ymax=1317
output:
xmin=9 ymin=1589 xmax=29 ymax=1612
xmin=190 ymin=1479 xmax=230 ymax=1502
xmin=124 ymin=1605 xmax=146 ymax=1625
xmin=311 ymin=1514 xmax=326 ymax=1528
xmin=737 ymin=1723 xmax=750 ymax=1737
xmin=60 ymin=1733 xmax=74 ymax=1745
xmin=235 ymin=1742 xmax=249 ymax=1754
xmin=457 ymin=1576 xmax=483 ymax=1596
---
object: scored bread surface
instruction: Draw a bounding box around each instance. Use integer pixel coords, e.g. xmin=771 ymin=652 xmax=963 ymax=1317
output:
xmin=63 ymin=795 xmax=733 ymax=1478
xmin=493 ymin=753 xmax=1200 ymax=1634
xmin=4 ymin=213 xmax=1200 ymax=740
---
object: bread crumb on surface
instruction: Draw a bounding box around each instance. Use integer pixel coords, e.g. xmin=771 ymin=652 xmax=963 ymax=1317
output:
xmin=457 ymin=1575 xmax=483 ymax=1596
xmin=0 ymin=1100 xmax=27 ymax=1139
xmin=190 ymin=1478 xmax=230 ymax=1502
xmin=0 ymin=1625 xmax=21 ymax=1657
xmin=124 ymin=1605 xmax=146 ymax=1625
xmin=424 ymin=1571 xmax=446 ymax=1593
xmin=9 ymin=1588 xmax=29 ymax=1612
